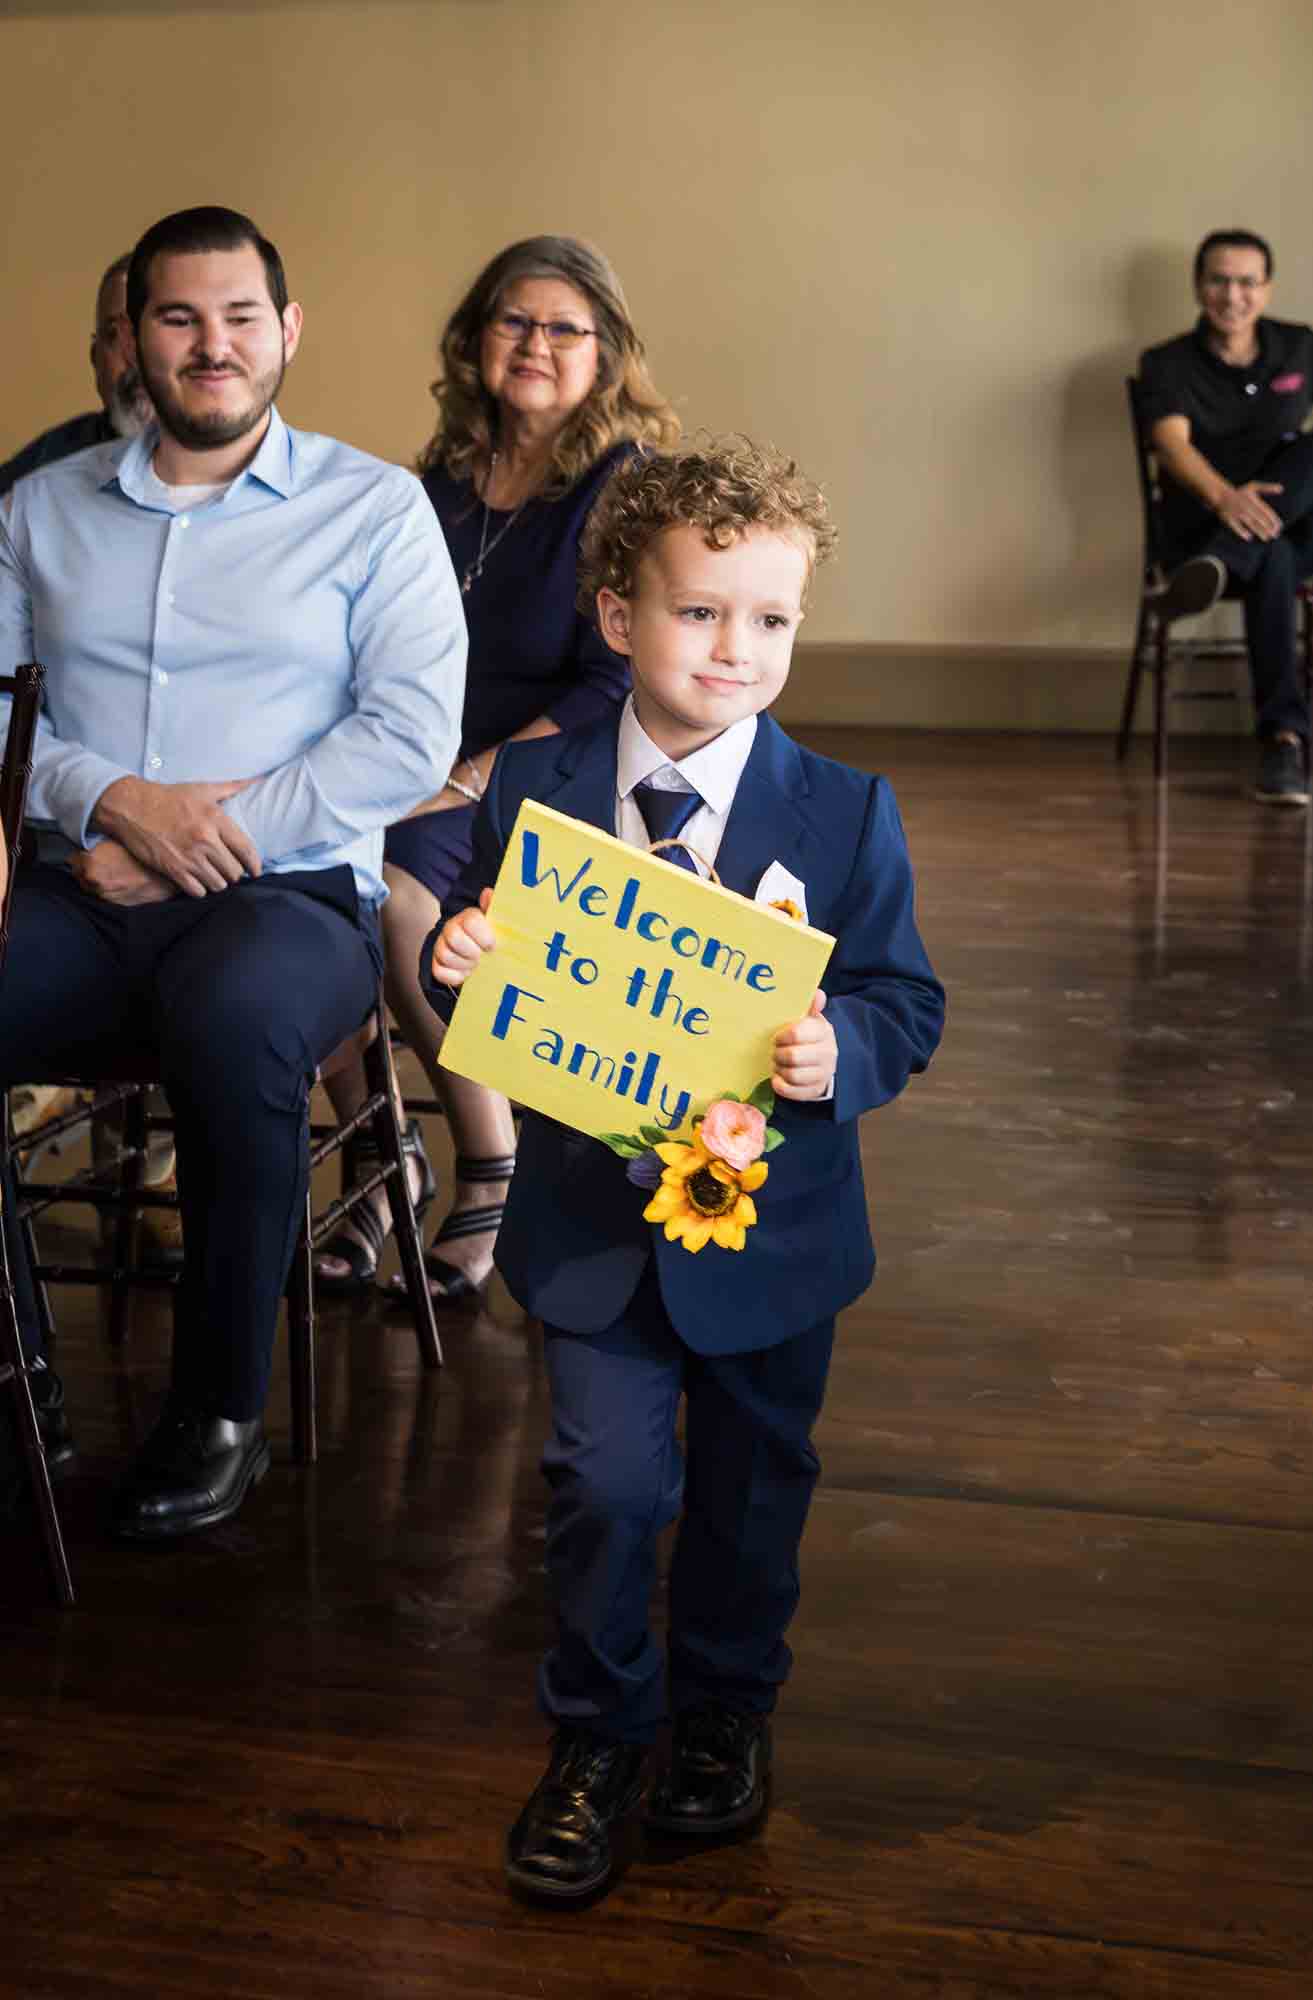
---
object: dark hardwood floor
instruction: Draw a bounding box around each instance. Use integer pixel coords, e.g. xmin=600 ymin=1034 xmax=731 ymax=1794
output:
xmin=5 ymin=730 xmax=1313 ymax=1998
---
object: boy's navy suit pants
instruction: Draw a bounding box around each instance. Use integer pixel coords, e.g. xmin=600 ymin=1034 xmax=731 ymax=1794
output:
xmin=539 ymin=1265 xmax=835 ymax=1743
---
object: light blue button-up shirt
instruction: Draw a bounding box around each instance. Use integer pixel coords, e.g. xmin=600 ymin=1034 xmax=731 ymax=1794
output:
xmin=0 ymin=408 xmax=466 ymax=906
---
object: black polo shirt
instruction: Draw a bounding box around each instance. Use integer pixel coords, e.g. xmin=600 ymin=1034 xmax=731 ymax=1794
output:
xmin=1139 ymin=315 xmax=1313 ymax=485
xmin=0 ymin=408 xmax=114 ymax=497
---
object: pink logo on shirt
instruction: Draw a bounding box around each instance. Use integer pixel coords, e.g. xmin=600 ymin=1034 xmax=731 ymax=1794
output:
xmin=1271 ymin=372 xmax=1305 ymax=393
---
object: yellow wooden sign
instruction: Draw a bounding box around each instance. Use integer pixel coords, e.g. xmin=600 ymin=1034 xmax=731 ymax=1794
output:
xmin=438 ymin=800 xmax=835 ymax=1141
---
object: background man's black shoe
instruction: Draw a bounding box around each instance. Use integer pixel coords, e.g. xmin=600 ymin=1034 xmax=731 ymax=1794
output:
xmin=505 ymin=1729 xmax=647 ymax=1901
xmin=1151 ymin=554 xmax=1226 ymax=622
xmin=646 ymin=1707 xmax=772 ymax=1836
xmin=29 ymin=1360 xmax=75 ymax=1471
xmin=112 ymin=1406 xmax=270 ymax=1540
xmin=1255 ymin=737 xmax=1310 ymax=806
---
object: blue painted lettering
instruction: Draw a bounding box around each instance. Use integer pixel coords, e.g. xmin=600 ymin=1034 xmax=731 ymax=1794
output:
xmin=568 ymin=1043 xmax=617 ymax=1086
xmin=491 ymin=983 xmax=544 ymax=1040
xmin=614 ymin=877 xmax=639 ymax=930
xmin=701 ymin=938 xmax=745 ymax=979
xmin=519 ymin=829 xmax=593 ymax=903
xmin=656 ymin=1084 xmax=691 ymax=1129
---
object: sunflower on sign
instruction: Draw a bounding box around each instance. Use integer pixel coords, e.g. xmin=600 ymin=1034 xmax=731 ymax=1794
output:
xmin=599 ymin=1082 xmax=783 ymax=1254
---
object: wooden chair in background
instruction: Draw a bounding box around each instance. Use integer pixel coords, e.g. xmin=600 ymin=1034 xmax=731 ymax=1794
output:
xmin=1116 ymin=376 xmax=1313 ymax=777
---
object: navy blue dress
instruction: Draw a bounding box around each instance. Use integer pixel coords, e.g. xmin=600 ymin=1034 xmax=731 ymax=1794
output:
xmin=383 ymin=444 xmax=632 ymax=902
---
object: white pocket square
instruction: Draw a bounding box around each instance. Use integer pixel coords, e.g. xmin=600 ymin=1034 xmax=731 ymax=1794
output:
xmin=753 ymin=862 xmax=809 ymax=923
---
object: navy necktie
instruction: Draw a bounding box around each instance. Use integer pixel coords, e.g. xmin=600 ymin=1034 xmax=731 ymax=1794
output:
xmin=633 ymin=781 xmax=702 ymax=873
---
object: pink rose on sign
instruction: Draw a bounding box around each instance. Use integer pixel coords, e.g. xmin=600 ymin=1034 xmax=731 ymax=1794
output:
xmin=699 ymin=1099 xmax=767 ymax=1173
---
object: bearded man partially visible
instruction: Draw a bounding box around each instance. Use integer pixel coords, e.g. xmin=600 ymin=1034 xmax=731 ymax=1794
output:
xmin=0 ymin=251 xmax=154 ymax=496
xmin=0 ymin=205 xmax=466 ymax=1541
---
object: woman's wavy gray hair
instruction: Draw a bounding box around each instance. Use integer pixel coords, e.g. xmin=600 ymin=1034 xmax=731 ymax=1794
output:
xmin=417 ymin=235 xmax=680 ymax=495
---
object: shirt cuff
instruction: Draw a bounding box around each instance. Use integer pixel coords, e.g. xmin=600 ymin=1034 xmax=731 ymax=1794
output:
xmin=44 ymin=752 xmax=136 ymax=849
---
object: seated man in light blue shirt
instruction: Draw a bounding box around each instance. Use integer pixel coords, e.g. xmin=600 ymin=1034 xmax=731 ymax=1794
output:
xmin=0 ymin=205 xmax=465 ymax=1540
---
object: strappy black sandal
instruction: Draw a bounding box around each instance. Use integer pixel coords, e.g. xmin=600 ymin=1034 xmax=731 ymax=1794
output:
xmin=316 ymin=1116 xmax=436 ymax=1295
xmin=382 ymin=1150 xmax=514 ymax=1307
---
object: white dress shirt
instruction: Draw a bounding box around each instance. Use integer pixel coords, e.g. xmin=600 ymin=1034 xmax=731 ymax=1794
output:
xmin=614 ymin=700 xmax=757 ymax=873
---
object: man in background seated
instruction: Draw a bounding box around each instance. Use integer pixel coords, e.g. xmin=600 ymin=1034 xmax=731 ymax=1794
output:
xmin=0 ymin=252 xmax=154 ymax=496
xmin=3 ymin=254 xmax=160 ymax=1163
xmin=0 ymin=204 xmax=465 ymax=1540
xmin=1140 ymin=229 xmax=1313 ymax=806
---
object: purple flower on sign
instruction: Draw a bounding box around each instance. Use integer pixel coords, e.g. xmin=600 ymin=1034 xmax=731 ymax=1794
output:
xmin=626 ymin=1149 xmax=665 ymax=1191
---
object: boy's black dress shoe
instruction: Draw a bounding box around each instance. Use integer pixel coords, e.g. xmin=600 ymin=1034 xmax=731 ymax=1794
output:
xmin=646 ymin=1706 xmax=772 ymax=1836
xmin=112 ymin=1404 xmax=270 ymax=1540
xmin=505 ymin=1728 xmax=648 ymax=1901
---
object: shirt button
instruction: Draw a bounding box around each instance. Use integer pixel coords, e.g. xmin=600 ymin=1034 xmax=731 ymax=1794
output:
xmin=156 ymin=670 xmax=169 ymax=686
xmin=148 ymin=756 xmax=163 ymax=770
xmin=1245 ymin=383 xmax=1258 ymax=395
xmin=167 ymin=593 xmax=176 ymax=606
xmin=178 ymin=516 xmax=190 ymax=529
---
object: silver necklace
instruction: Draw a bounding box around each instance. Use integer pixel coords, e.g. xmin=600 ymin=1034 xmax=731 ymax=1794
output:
xmin=461 ymin=452 xmax=530 ymax=594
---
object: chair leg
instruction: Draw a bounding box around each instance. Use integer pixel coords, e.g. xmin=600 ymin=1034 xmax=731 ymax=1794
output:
xmin=286 ymin=1192 xmax=318 ymax=1466
xmin=1153 ymin=623 xmax=1169 ymax=781
xmin=107 ymin=1087 xmax=148 ymax=1347
xmin=1117 ymin=604 xmax=1150 ymax=760
xmin=0 ymin=1198 xmax=74 ymax=1607
xmin=364 ymin=1025 xmax=442 ymax=1372
xmin=20 ymin=1207 xmax=55 ymax=1357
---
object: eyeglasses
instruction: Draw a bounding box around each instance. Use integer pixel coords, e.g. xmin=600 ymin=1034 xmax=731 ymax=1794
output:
xmin=486 ymin=310 xmax=598 ymax=351
xmin=1200 ymin=274 xmax=1267 ymax=292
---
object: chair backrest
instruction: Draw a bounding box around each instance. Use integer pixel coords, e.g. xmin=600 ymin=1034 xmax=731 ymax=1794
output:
xmin=1125 ymin=376 xmax=1171 ymax=584
xmin=0 ymin=662 xmax=45 ymax=969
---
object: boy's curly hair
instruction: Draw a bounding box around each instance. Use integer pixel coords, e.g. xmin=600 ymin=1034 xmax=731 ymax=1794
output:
xmin=577 ymin=434 xmax=837 ymax=613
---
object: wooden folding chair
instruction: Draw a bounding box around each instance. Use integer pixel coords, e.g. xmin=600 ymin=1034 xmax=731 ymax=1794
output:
xmin=9 ymin=998 xmax=443 ymax=1471
xmin=0 ymin=661 xmax=74 ymax=1606
xmin=1116 ymin=376 xmax=1313 ymax=776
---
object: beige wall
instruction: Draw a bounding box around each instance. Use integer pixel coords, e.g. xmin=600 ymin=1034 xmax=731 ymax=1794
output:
xmin=3 ymin=0 xmax=1312 ymax=699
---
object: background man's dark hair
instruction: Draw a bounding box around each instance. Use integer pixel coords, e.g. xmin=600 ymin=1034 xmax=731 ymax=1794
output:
xmin=1193 ymin=229 xmax=1274 ymax=286
xmin=126 ymin=206 xmax=288 ymax=330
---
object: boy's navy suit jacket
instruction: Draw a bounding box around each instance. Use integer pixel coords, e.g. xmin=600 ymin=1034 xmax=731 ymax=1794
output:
xmin=422 ymin=712 xmax=944 ymax=1355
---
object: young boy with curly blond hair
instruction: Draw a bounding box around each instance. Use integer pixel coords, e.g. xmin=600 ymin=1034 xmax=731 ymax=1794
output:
xmin=422 ymin=436 xmax=944 ymax=1903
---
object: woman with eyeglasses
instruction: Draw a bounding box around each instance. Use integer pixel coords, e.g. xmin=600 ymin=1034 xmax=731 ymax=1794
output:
xmin=317 ymin=236 xmax=679 ymax=1302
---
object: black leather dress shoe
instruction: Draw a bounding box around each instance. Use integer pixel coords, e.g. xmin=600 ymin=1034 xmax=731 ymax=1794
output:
xmin=646 ymin=1706 xmax=772 ymax=1836
xmin=505 ymin=1729 xmax=648 ymax=1901
xmin=1151 ymin=553 xmax=1227 ymax=623
xmin=112 ymin=1405 xmax=270 ymax=1541
xmin=29 ymin=1360 xmax=75 ymax=1471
